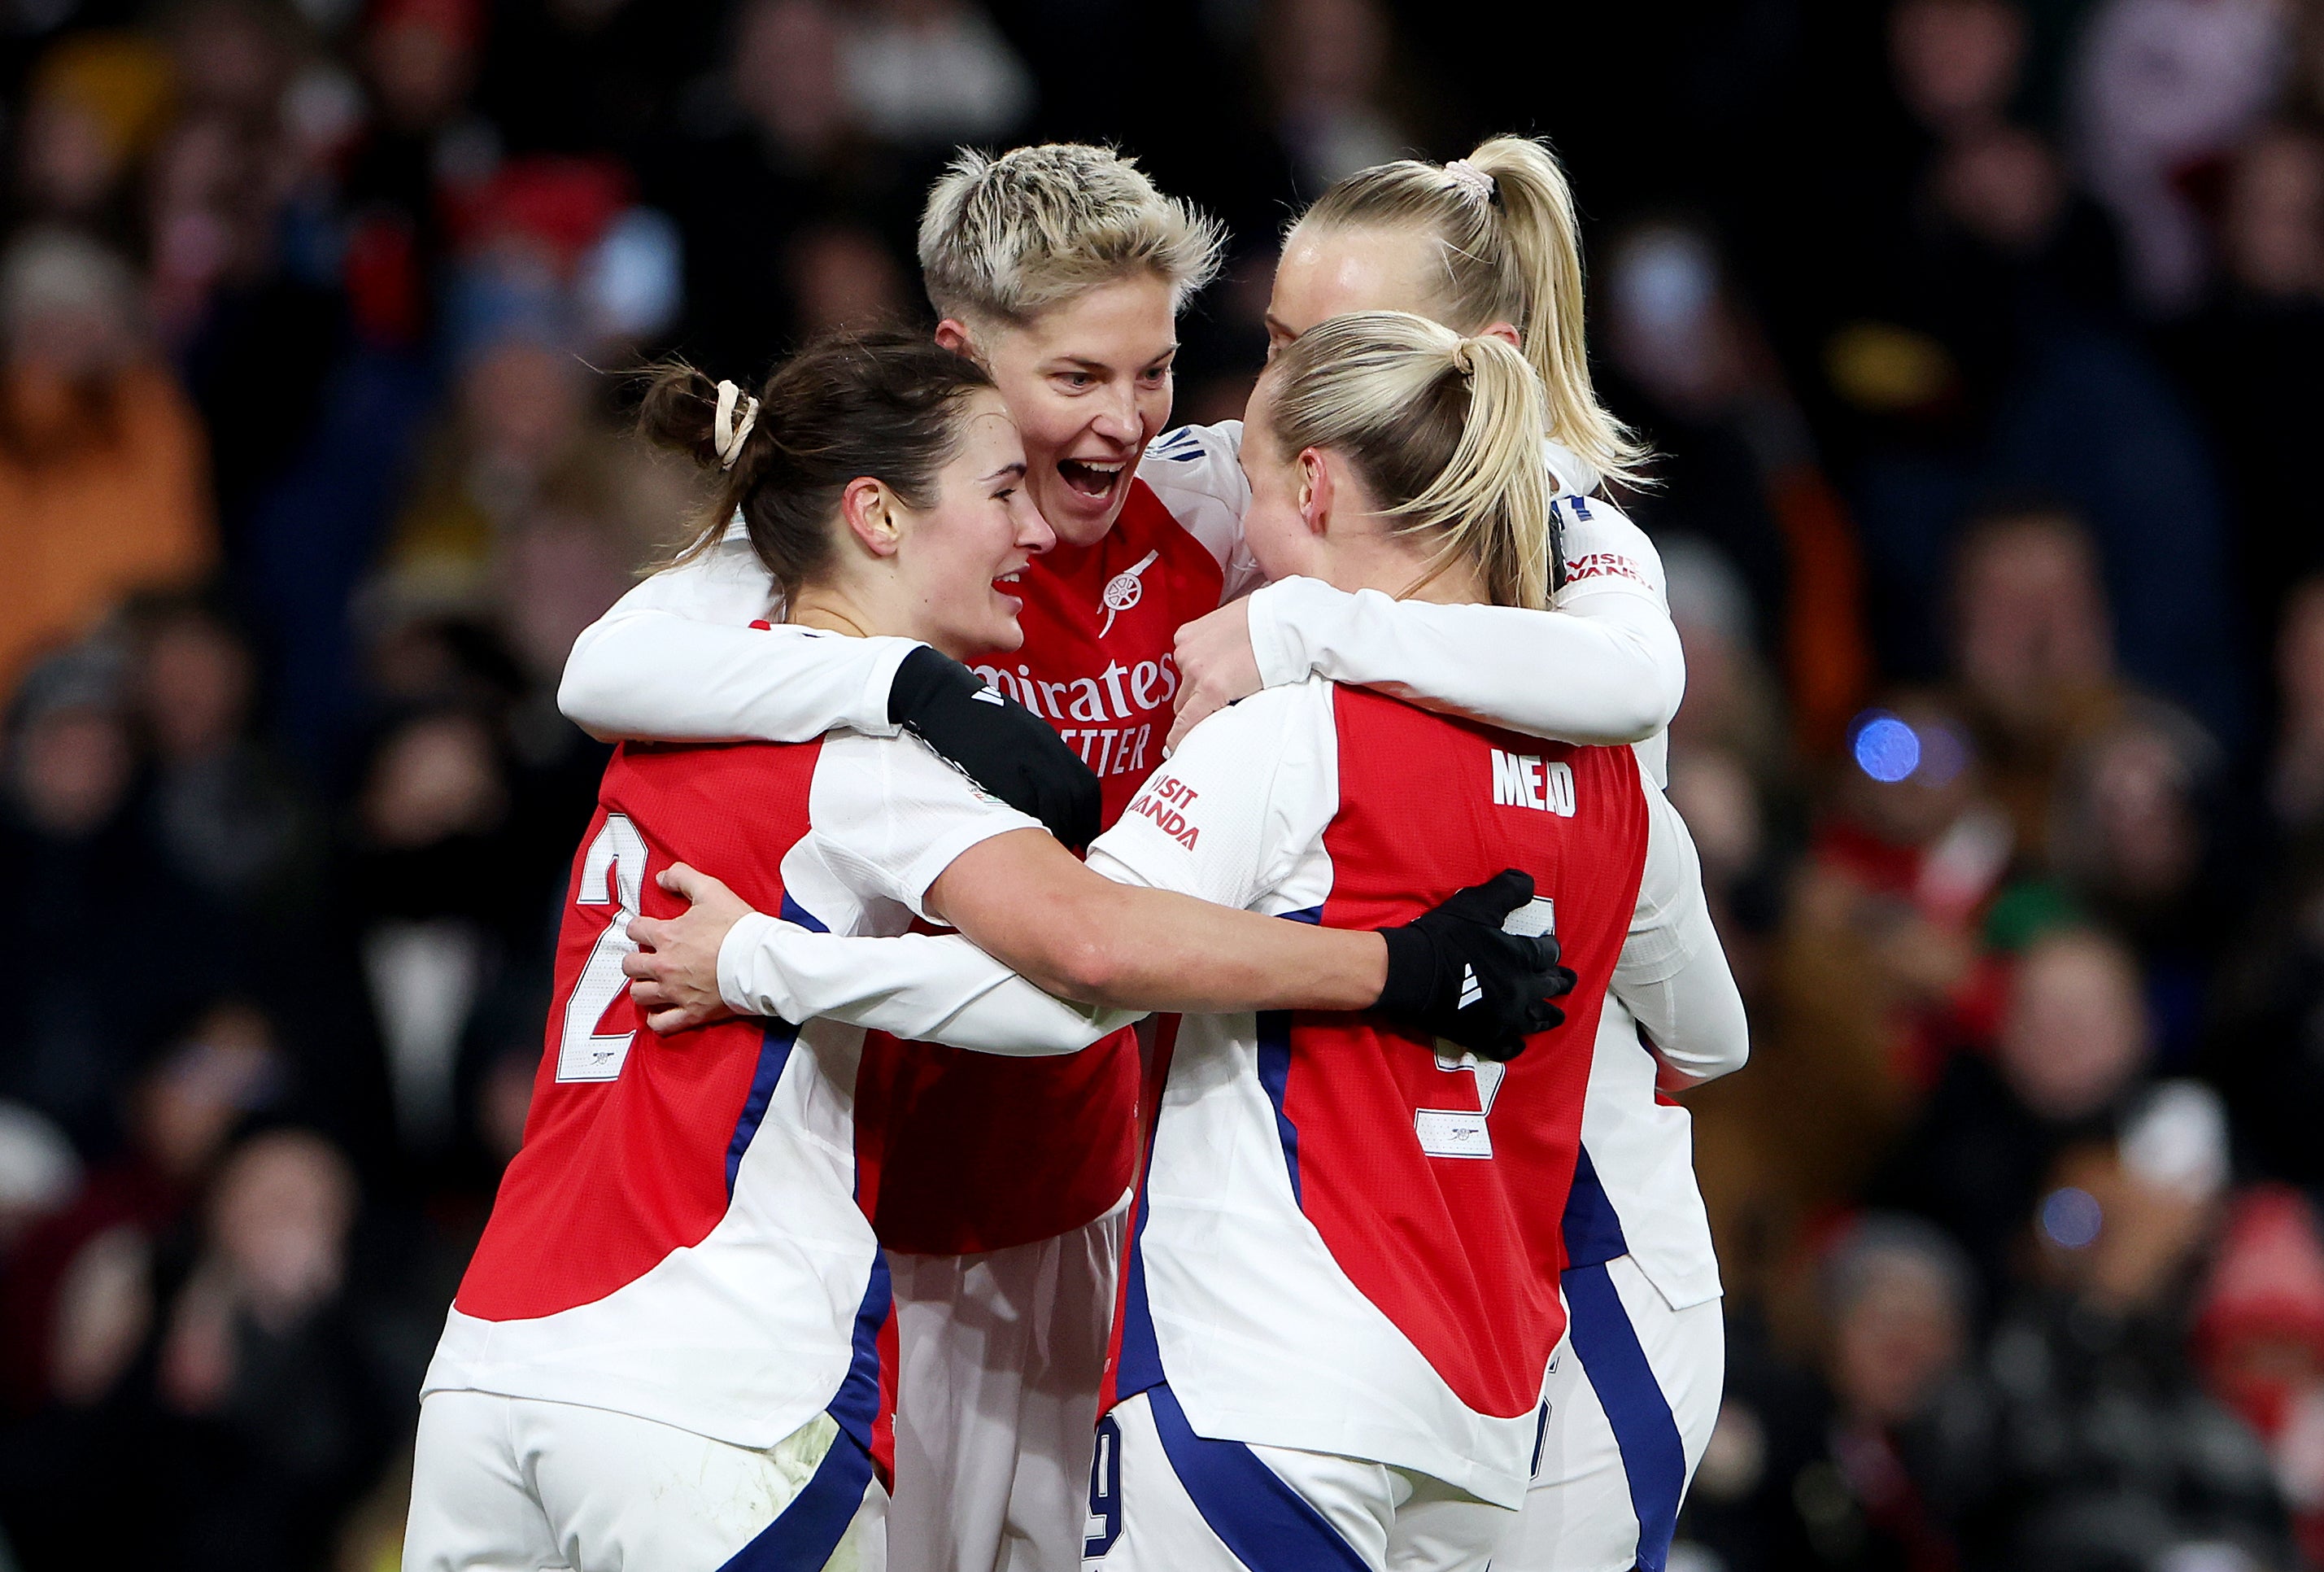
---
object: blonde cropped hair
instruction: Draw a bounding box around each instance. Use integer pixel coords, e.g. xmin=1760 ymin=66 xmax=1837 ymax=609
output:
xmin=1294 ymin=135 xmax=1646 ymax=489
xmin=1263 ymin=311 xmax=1556 ymax=611
xmin=918 ymin=143 xmax=1226 ymax=325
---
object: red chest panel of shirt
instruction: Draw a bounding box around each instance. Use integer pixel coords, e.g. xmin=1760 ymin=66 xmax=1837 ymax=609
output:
xmin=1281 ymin=688 xmax=1651 ymax=1417
xmin=459 ymin=740 xmax=822 ymax=1321
xmin=864 ymin=482 xmax=1223 ymax=1255
xmin=966 ymin=478 xmax=1227 ymax=827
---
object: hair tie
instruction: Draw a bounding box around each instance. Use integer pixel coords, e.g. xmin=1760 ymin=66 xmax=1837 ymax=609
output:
xmin=713 ymin=379 xmax=760 ymax=471
xmin=1450 ymin=337 xmax=1480 ymax=376
xmin=1445 ymin=159 xmax=1496 ymax=205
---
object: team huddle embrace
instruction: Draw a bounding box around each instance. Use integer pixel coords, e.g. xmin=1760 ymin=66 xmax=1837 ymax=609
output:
xmin=401 ymin=137 xmax=1750 ymax=1572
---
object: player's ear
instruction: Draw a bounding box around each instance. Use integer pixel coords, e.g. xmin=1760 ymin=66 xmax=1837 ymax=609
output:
xmin=933 ymin=318 xmax=977 ymax=360
xmin=1297 ymin=447 xmax=1334 ymax=537
xmin=1478 ymin=321 xmax=1522 ymax=352
xmin=839 ymin=477 xmax=903 ymax=559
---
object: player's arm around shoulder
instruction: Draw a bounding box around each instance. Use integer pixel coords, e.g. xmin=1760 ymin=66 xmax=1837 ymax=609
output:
xmin=1172 ymin=488 xmax=1683 ymax=753
xmin=924 ymin=681 xmax=1386 ymax=1014
xmin=1553 ymin=489 xmax=1668 ymax=610
xmin=625 ymin=731 xmax=1128 ymax=1053
xmin=557 ymin=534 xmax=919 ymax=745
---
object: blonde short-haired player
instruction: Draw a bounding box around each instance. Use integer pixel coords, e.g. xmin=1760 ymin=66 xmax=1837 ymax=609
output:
xmin=627 ymin=314 xmax=1749 ymax=1572
xmin=567 ymin=141 xmax=1699 ymax=1572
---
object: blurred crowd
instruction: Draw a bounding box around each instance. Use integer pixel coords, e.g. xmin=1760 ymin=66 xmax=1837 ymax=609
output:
xmin=2 ymin=0 xmax=2323 ymax=1568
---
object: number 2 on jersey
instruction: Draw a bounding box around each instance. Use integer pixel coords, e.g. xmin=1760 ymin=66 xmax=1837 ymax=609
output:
xmin=557 ymin=812 xmax=647 ymax=1082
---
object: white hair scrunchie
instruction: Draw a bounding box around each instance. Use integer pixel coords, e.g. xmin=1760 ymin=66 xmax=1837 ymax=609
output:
xmin=1445 ymin=159 xmax=1496 ymax=204
xmin=713 ymin=379 xmax=760 ymax=471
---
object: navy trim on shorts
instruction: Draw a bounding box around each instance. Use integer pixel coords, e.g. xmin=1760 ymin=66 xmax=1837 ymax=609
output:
xmin=1146 ymin=1384 xmax=1368 ymax=1572
xmin=716 ymin=1421 xmax=873 ymax=1572
xmin=1563 ymin=1260 xmax=1685 ymax=1572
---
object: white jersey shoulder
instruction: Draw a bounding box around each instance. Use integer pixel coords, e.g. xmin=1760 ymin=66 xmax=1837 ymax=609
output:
xmin=1544 ymin=440 xmax=1665 ymax=609
xmin=1090 ymin=675 xmax=1338 ymax=919
xmin=786 ymin=730 xmax=1040 ymax=931
xmin=1140 ymin=420 xmax=1262 ymax=599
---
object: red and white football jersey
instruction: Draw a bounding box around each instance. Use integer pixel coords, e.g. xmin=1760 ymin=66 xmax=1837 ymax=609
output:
xmin=1085 ymin=677 xmax=1686 ymax=1508
xmin=844 ymin=426 xmax=1254 ymax=1255
xmin=422 ymin=717 xmax=1057 ymax=1451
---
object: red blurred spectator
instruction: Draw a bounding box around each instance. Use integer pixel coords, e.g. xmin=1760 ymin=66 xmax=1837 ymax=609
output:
xmin=2195 ymin=1185 xmax=2324 ymax=1565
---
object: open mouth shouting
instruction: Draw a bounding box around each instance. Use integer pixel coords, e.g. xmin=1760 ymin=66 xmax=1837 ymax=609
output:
xmin=1056 ymin=456 xmax=1129 ymax=508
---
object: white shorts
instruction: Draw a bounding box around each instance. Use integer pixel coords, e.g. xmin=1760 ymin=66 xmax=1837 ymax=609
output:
xmin=1496 ymin=1254 xmax=1724 ymax=1572
xmin=1083 ymin=1386 xmax=1518 ymax=1572
xmin=887 ymin=1199 xmax=1125 ymax=1572
xmin=403 ymin=1391 xmax=885 ymax=1572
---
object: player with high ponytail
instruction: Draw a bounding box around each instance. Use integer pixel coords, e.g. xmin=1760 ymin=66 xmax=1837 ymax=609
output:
xmin=1069 ymin=314 xmax=1742 ymax=1571
xmin=1290 ymin=136 xmax=1645 ymax=489
xmin=1170 ymin=143 xmax=1731 ymax=1572
xmin=1254 ymin=315 xmax=1559 ymax=610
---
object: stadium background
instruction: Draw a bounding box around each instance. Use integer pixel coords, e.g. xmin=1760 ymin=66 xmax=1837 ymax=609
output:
xmin=2 ymin=0 xmax=2323 ymax=1565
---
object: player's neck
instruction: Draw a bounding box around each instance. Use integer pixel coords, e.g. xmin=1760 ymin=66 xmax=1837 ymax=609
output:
xmin=788 ymin=587 xmax=895 ymax=645
xmin=1320 ymin=531 xmax=1488 ymax=608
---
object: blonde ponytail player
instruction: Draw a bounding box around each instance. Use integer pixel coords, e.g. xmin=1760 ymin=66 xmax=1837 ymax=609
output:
xmin=1173 ymin=136 xmax=1734 ymax=1572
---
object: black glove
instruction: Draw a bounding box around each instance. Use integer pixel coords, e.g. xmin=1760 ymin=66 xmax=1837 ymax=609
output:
xmin=889 ymin=645 xmax=1102 ymax=852
xmin=1375 ymin=869 xmax=1579 ymax=1062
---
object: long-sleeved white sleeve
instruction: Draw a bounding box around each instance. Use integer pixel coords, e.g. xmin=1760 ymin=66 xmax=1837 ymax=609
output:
xmin=1611 ymin=783 xmax=1750 ymax=1084
xmin=558 ymin=532 xmax=918 ymax=743
xmin=1243 ymin=578 xmax=1684 ymax=748
xmin=1240 ymin=482 xmax=1685 ymax=750
xmin=716 ymin=911 xmax=1142 ymax=1055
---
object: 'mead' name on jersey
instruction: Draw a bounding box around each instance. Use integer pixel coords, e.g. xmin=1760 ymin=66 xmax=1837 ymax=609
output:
xmin=1491 ymin=750 xmax=1576 ymax=816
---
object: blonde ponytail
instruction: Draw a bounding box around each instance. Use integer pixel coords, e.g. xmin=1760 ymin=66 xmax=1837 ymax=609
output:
xmin=1293 ymin=134 xmax=1646 ymax=489
xmin=1266 ymin=312 xmax=1555 ymax=610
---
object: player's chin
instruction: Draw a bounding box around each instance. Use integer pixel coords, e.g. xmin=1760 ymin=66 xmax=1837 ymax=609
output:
xmin=976 ymin=597 xmax=1027 ymax=653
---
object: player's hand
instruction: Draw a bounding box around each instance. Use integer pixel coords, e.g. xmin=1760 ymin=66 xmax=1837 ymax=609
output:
xmin=1373 ymin=870 xmax=1579 ymax=1063
xmin=626 ymin=864 xmax=751 ymax=1033
xmin=1168 ymin=598 xmax=1262 ymax=753
xmin=889 ymin=645 xmax=1101 ymax=851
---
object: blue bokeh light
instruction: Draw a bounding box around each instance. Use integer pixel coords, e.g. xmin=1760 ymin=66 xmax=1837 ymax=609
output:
xmin=1851 ymin=713 xmax=1922 ymax=784
xmin=2039 ymin=1186 xmax=2104 ymax=1250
